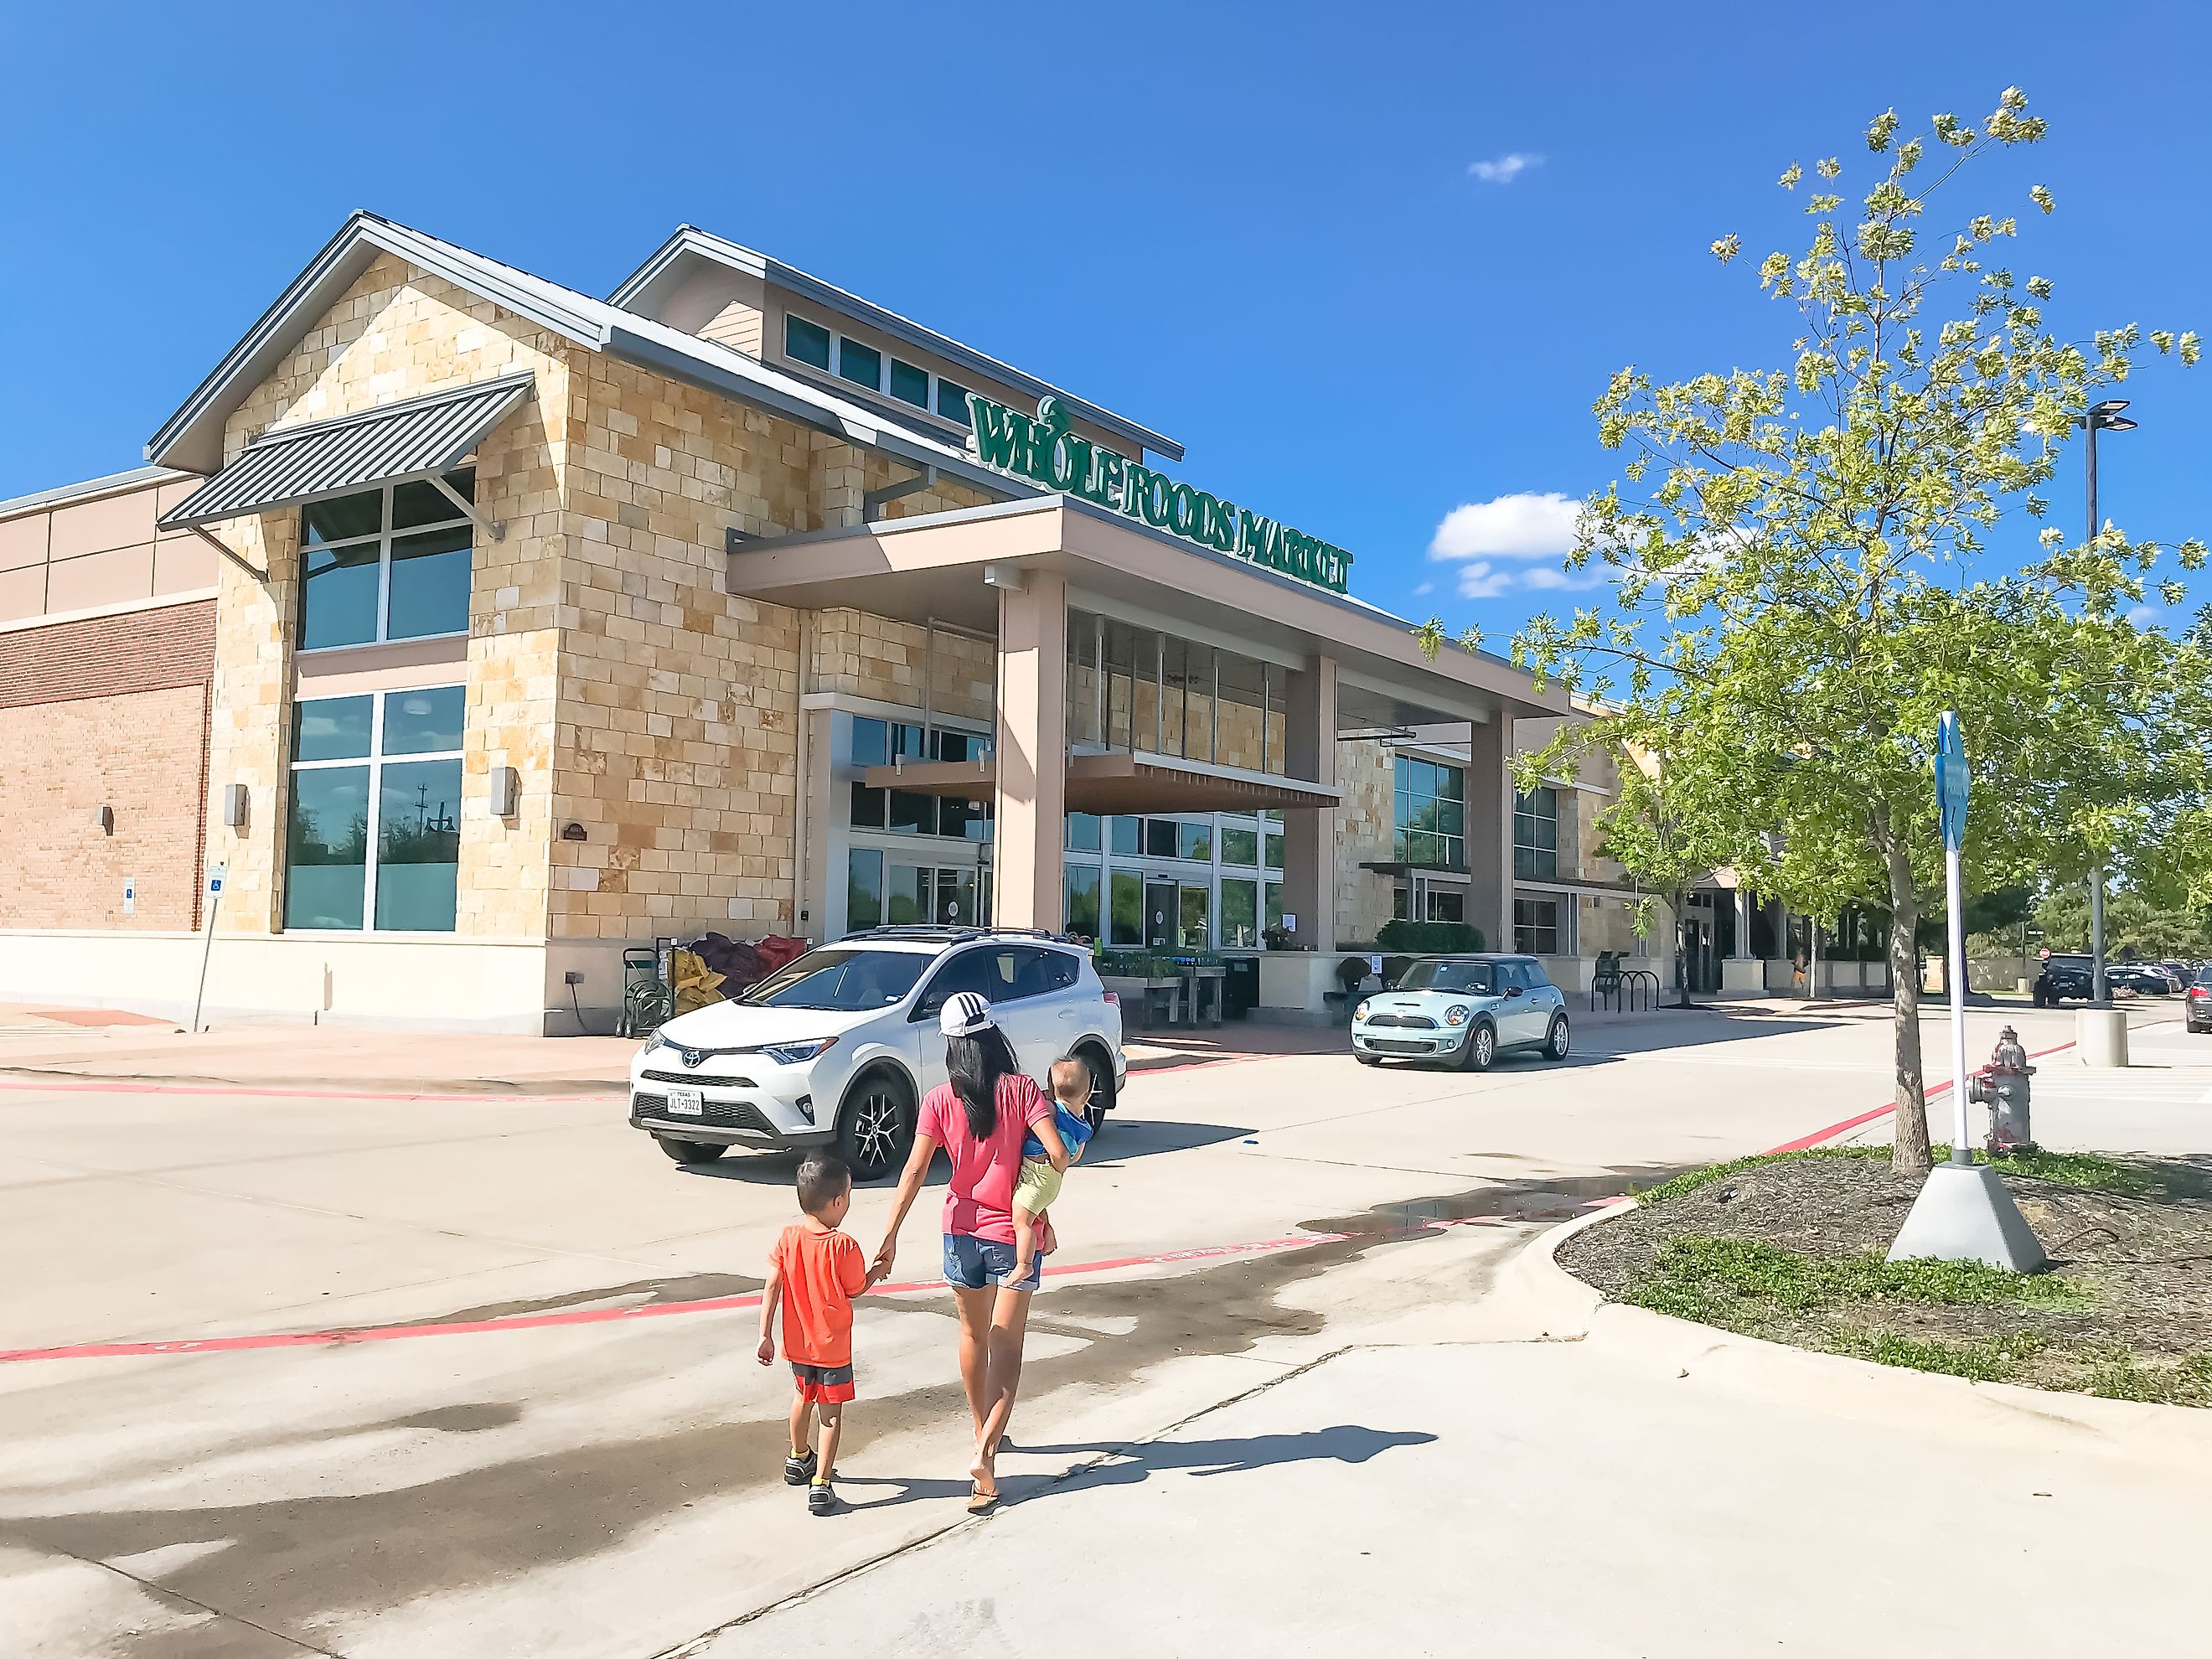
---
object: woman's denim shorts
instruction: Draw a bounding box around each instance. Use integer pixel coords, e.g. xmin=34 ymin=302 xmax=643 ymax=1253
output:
xmin=942 ymin=1231 xmax=1042 ymax=1292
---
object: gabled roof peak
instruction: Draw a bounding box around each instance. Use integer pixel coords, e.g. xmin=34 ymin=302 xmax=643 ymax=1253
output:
xmin=609 ymin=225 xmax=1182 ymax=463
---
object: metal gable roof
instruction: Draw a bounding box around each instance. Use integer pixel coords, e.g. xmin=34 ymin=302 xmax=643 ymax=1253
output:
xmin=143 ymin=214 xmax=1029 ymax=507
xmin=157 ymin=373 xmax=535 ymax=530
xmin=609 ymin=225 xmax=1186 ymax=462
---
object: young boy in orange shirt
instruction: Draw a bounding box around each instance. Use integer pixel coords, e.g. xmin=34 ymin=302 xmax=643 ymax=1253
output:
xmin=757 ymin=1150 xmax=874 ymax=1515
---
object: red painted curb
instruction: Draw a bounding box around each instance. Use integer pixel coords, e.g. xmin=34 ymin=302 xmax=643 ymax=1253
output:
xmin=0 ymin=1077 xmax=623 ymax=1104
xmin=1762 ymin=1036 xmax=2079 ymax=1155
xmin=0 ymin=1234 xmax=1340 ymax=1366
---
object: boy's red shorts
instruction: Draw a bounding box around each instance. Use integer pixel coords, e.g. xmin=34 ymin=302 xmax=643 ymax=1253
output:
xmin=791 ymin=1361 xmax=855 ymax=1405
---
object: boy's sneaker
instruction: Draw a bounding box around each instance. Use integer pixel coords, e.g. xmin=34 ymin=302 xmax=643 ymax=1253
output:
xmin=808 ymin=1481 xmax=835 ymax=1517
xmin=783 ymin=1450 xmax=816 ymax=1486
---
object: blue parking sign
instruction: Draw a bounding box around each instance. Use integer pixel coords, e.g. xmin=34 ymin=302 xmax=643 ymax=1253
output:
xmin=1934 ymin=713 xmax=1969 ymax=851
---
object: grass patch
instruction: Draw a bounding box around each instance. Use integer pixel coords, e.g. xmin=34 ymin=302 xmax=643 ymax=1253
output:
xmin=1634 ymin=1145 xmax=1886 ymax=1207
xmin=1636 ymin=1145 xmax=2150 ymax=1207
xmin=1625 ymin=1235 xmax=2085 ymax=1320
xmin=2067 ymin=1345 xmax=2212 ymax=1406
xmin=1853 ymin=1331 xmax=2042 ymax=1382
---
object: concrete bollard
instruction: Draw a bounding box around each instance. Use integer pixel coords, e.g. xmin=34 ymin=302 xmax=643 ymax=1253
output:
xmin=2075 ymin=1006 xmax=2128 ymax=1068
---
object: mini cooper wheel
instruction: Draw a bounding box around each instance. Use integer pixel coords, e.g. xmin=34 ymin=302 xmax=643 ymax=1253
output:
xmin=1458 ymin=1021 xmax=1496 ymax=1072
xmin=1544 ymin=1014 xmax=1570 ymax=1062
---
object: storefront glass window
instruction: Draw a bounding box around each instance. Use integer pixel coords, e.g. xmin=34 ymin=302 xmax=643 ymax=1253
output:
xmin=1064 ymin=866 xmax=1102 ymax=938
xmin=1514 ymin=787 xmax=1558 ymax=879
xmin=1110 ymin=815 xmax=1142 ymax=855
xmin=1265 ymin=881 xmax=1284 ymax=933
xmin=847 ymin=848 xmax=884 ymax=929
xmin=1109 ymin=871 xmax=1143 ymax=946
xmin=1220 ymin=825 xmax=1258 ymax=866
xmin=1174 ymin=821 xmax=1212 ymax=862
xmin=1395 ymin=756 xmax=1467 ymax=869
xmin=285 ymin=685 xmax=464 ymax=933
xmin=1221 ymin=878 xmax=1258 ymax=947
xmin=1067 ymin=813 xmax=1103 ymax=852
xmin=298 ymin=474 xmax=474 ymax=652
xmin=937 ymin=379 xmax=973 ymax=425
xmin=883 ymin=863 xmax=924 ymax=925
xmin=1145 ymin=819 xmax=1177 ymax=859
xmin=1179 ymin=884 xmax=1211 ymax=948
xmin=785 ymin=314 xmax=832 ymax=369
xmin=1514 ymin=896 xmax=1560 ymax=955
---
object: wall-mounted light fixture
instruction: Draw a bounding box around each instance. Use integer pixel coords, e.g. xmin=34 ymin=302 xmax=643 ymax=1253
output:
xmin=94 ymin=805 xmax=114 ymax=835
xmin=221 ymin=784 xmax=250 ymax=828
xmin=489 ymin=767 xmax=520 ymax=818
xmin=561 ymin=821 xmax=587 ymax=842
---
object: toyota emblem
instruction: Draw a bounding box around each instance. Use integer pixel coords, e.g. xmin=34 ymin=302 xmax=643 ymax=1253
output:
xmin=680 ymin=1047 xmax=705 ymax=1068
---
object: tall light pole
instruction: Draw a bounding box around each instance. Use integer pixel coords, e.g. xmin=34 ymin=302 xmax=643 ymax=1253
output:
xmin=2081 ymin=398 xmax=2137 ymax=1007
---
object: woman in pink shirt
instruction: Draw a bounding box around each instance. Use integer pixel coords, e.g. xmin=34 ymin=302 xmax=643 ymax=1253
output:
xmin=872 ymin=991 xmax=1067 ymax=1511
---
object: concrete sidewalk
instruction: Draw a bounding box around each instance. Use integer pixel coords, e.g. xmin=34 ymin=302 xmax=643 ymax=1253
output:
xmin=720 ymin=1217 xmax=2212 ymax=1659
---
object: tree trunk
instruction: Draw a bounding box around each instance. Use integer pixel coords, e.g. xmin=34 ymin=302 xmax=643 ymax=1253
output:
xmin=1880 ymin=830 xmax=1931 ymax=1174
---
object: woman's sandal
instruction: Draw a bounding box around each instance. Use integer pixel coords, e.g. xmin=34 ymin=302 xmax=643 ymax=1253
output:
xmin=966 ymin=1481 xmax=999 ymax=1514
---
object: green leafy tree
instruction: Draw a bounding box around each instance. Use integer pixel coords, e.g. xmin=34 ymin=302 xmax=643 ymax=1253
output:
xmin=1440 ymin=90 xmax=2206 ymax=1173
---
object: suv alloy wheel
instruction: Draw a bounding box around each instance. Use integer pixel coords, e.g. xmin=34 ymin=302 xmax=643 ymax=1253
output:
xmin=838 ymin=1067 xmax=917 ymax=1181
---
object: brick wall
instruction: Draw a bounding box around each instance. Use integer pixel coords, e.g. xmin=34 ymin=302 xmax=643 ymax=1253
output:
xmin=0 ymin=680 xmax=209 ymax=930
xmin=0 ymin=599 xmax=214 ymax=708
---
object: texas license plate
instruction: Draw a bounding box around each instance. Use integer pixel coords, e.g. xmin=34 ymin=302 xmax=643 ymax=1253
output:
xmin=666 ymin=1087 xmax=704 ymax=1116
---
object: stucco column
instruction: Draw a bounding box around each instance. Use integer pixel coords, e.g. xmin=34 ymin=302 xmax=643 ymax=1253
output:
xmin=1465 ymin=712 xmax=1513 ymax=954
xmin=1281 ymin=656 xmax=1337 ymax=950
xmin=1732 ymin=886 xmax=1754 ymax=959
xmin=992 ymin=571 xmax=1067 ymax=930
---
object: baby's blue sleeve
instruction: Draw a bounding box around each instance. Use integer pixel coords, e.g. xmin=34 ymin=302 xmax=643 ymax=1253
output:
xmin=1059 ymin=1104 xmax=1094 ymax=1150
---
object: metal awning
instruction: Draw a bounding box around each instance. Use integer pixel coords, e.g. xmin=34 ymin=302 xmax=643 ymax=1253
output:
xmin=158 ymin=371 xmax=534 ymax=531
xmin=862 ymin=750 xmax=1341 ymax=815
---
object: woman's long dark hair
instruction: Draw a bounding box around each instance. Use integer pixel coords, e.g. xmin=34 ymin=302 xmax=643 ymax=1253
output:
xmin=946 ymin=1026 xmax=1019 ymax=1140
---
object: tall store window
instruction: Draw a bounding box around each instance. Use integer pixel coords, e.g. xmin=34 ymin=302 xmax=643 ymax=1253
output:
xmin=1514 ymin=896 xmax=1561 ymax=955
xmin=783 ymin=313 xmax=976 ymax=431
xmin=848 ymin=717 xmax=992 ymax=840
xmin=1514 ymin=787 xmax=1559 ymax=879
xmin=1393 ymin=757 xmax=1465 ymax=868
xmin=297 ymin=474 xmax=476 ymax=651
xmin=284 ymin=685 xmax=465 ymax=932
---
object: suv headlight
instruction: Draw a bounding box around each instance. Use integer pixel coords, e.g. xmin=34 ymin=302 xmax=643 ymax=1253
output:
xmin=1353 ymin=1000 xmax=1371 ymax=1021
xmin=641 ymin=1031 xmax=667 ymax=1056
xmin=1444 ymin=1004 xmax=1471 ymax=1026
xmin=758 ymin=1038 xmax=836 ymax=1066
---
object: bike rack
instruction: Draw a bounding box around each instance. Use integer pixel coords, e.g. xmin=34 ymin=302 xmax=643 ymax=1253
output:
xmin=1590 ymin=970 xmax=1659 ymax=1013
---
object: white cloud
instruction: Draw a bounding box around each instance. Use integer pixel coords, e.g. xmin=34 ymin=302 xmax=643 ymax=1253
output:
xmin=1413 ymin=581 xmax=1434 ymax=597
xmin=1468 ymin=152 xmax=1542 ymax=184
xmin=1429 ymin=491 xmax=1581 ymax=561
xmin=2127 ymin=602 xmax=2160 ymax=628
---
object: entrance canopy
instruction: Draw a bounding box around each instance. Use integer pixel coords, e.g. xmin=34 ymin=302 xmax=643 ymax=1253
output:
xmin=729 ymin=495 xmax=1566 ymax=732
xmin=158 ymin=372 xmax=534 ymax=532
xmin=864 ymin=749 xmax=1341 ymax=814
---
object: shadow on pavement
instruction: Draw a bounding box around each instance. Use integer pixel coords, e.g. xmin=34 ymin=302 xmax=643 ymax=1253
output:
xmin=838 ymin=1426 xmax=1437 ymax=1514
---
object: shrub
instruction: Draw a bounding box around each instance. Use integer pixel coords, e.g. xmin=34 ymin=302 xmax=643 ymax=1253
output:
xmin=1377 ymin=919 xmax=1486 ymax=955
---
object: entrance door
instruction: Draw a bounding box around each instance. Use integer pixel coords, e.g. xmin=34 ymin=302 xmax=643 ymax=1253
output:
xmin=1143 ymin=878 xmax=1177 ymax=948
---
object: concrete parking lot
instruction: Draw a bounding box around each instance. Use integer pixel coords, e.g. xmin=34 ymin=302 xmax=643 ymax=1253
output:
xmin=0 ymin=1000 xmax=2199 ymax=1656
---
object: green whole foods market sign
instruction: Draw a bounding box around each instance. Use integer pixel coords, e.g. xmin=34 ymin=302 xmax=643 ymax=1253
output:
xmin=966 ymin=394 xmax=1353 ymax=594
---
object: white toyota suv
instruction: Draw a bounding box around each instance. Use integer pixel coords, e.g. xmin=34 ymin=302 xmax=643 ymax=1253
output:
xmin=628 ymin=928 xmax=1127 ymax=1181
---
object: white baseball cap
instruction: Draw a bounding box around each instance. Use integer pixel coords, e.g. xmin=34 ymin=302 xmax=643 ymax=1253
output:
xmin=938 ymin=990 xmax=995 ymax=1037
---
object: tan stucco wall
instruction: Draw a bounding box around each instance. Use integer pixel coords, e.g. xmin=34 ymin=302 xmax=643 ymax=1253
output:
xmin=0 ymin=474 xmax=214 ymax=627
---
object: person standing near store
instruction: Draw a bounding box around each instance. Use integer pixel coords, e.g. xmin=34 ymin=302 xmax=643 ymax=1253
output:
xmin=871 ymin=991 xmax=1067 ymax=1511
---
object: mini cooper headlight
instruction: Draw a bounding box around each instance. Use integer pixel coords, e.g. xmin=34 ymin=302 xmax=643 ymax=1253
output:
xmin=1354 ymin=1000 xmax=1372 ymax=1021
xmin=1445 ymin=1004 xmax=1471 ymax=1026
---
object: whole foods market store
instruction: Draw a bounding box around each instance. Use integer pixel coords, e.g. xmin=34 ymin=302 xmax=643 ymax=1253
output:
xmin=733 ymin=493 xmax=1562 ymax=1020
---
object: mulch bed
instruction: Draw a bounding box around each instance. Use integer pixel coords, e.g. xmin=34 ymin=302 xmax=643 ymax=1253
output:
xmin=1558 ymin=1151 xmax=2212 ymax=1403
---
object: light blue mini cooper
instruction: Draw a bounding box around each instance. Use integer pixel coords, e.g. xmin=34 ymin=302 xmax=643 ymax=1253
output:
xmin=1350 ymin=954 xmax=1570 ymax=1071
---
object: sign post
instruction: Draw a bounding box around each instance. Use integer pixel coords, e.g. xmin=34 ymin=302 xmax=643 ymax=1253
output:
xmin=191 ymin=865 xmax=225 ymax=1035
xmin=1887 ymin=715 xmax=2045 ymax=1270
xmin=1935 ymin=711 xmax=1972 ymax=1166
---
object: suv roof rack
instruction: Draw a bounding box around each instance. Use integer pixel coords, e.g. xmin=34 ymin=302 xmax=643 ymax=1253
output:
xmin=842 ymin=925 xmax=1077 ymax=945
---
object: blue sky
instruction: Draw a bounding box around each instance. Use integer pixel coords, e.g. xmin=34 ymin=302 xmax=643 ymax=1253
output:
xmin=4 ymin=1 xmax=2208 ymax=641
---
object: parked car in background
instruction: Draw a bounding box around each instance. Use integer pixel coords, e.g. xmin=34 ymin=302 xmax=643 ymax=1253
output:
xmin=2162 ymin=960 xmax=2197 ymax=991
xmin=2104 ymin=963 xmax=2173 ymax=997
xmin=628 ymin=928 xmax=1125 ymax=1180
xmin=2032 ymin=954 xmax=2095 ymax=1006
xmin=2188 ymin=969 xmax=2212 ymax=1035
xmin=1350 ymin=954 xmax=1569 ymax=1071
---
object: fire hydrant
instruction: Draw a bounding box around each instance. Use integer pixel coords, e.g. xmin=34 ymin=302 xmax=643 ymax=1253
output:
xmin=1968 ymin=1025 xmax=2036 ymax=1154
